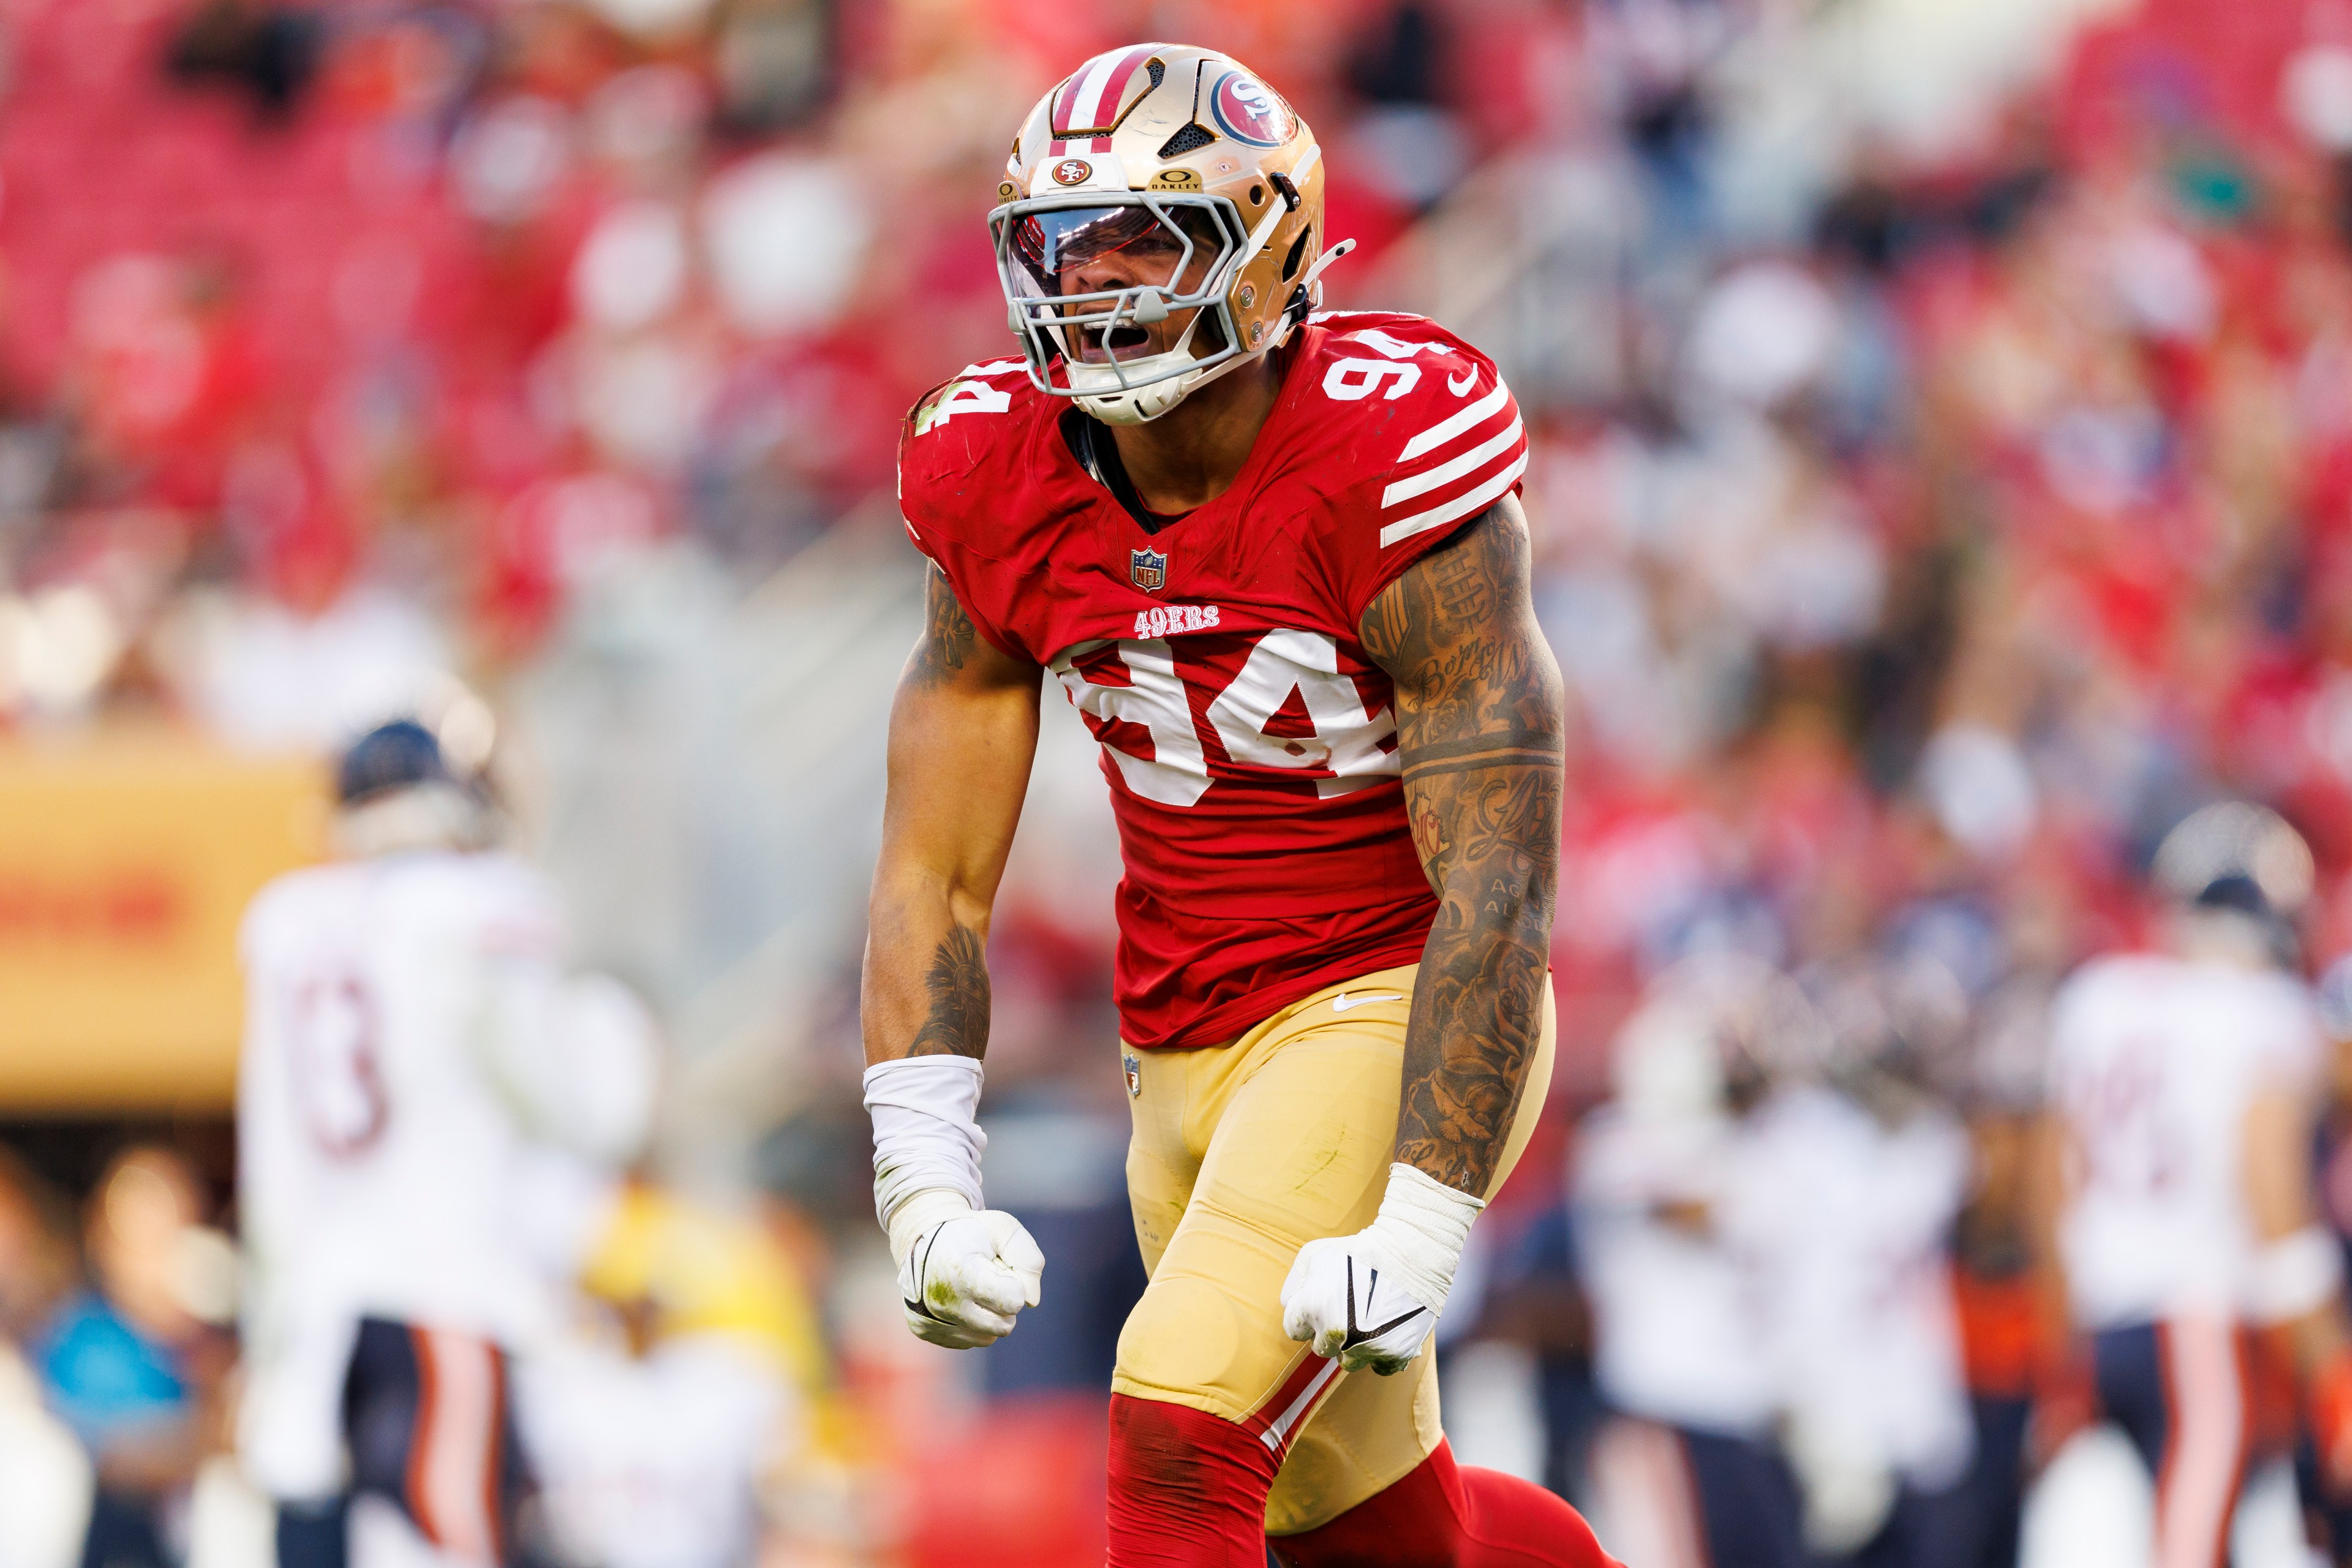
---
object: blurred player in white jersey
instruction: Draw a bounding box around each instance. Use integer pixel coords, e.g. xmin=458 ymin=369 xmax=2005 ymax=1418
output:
xmin=2038 ymin=804 xmax=2352 ymax=1568
xmin=1575 ymin=956 xmax=1811 ymax=1568
xmin=1757 ymin=960 xmax=1975 ymax=1567
xmin=238 ymin=721 xmax=650 ymax=1568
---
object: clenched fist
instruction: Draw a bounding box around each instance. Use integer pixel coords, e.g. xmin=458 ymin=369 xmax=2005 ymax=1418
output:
xmin=1281 ymin=1163 xmax=1483 ymax=1376
xmin=891 ymin=1191 xmax=1045 ymax=1350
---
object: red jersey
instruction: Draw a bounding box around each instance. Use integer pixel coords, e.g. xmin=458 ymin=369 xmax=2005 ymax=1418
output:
xmin=897 ymin=311 xmax=1529 ymax=1049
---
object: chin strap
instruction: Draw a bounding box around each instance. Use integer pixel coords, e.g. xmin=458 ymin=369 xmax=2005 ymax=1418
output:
xmin=1286 ymin=236 xmax=1358 ymax=326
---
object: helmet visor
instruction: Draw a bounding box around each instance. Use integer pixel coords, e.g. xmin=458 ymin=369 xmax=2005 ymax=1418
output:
xmin=1012 ymin=205 xmax=1218 ymax=293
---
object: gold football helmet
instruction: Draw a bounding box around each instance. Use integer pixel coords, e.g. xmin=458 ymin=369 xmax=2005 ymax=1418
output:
xmin=990 ymin=44 xmax=1349 ymax=424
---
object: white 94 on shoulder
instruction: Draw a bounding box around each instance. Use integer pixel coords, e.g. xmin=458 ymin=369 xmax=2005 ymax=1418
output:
xmin=1280 ymin=1162 xmax=1485 ymax=1376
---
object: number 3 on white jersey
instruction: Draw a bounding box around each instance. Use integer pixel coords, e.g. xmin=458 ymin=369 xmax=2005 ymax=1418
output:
xmin=1049 ymin=630 xmax=1398 ymax=807
xmin=290 ymin=973 xmax=390 ymax=1156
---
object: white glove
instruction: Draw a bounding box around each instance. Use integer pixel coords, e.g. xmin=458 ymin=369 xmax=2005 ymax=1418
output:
xmin=1281 ymin=1163 xmax=1483 ymax=1376
xmin=889 ymin=1189 xmax=1044 ymax=1351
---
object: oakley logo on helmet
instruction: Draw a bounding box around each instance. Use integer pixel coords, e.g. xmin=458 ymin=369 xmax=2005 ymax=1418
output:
xmin=1208 ymin=71 xmax=1294 ymax=149
xmin=1052 ymin=157 xmax=1093 ymax=186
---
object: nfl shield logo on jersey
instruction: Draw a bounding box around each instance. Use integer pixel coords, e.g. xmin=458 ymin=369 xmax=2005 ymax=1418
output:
xmin=1123 ymin=1052 xmax=1142 ymax=1098
xmin=1130 ymin=548 xmax=1168 ymax=593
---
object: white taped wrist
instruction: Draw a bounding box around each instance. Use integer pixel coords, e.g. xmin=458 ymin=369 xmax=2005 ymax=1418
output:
xmin=2248 ymin=1225 xmax=2345 ymax=1324
xmin=1368 ymin=1163 xmax=1485 ymax=1311
xmin=865 ymin=1057 xmax=986 ymax=1231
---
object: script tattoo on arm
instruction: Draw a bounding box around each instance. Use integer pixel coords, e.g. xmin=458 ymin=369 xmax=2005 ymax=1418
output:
xmin=911 ymin=564 xmax=980 ymax=688
xmin=1359 ymin=497 xmax=1566 ymax=1197
xmin=905 ymin=925 xmax=990 ymax=1058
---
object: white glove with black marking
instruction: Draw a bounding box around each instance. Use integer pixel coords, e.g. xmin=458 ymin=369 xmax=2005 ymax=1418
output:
xmin=888 ymin=1189 xmax=1045 ymax=1350
xmin=865 ymin=1056 xmax=1044 ymax=1351
xmin=1281 ymin=1163 xmax=1483 ymax=1376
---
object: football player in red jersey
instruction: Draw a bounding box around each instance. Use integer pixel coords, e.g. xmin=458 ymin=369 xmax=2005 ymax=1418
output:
xmin=859 ymin=43 xmax=1619 ymax=1568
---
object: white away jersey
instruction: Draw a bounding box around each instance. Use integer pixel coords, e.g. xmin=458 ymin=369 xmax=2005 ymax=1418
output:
xmin=1732 ymin=1087 xmax=1975 ymax=1491
xmin=1574 ymin=1109 xmax=1781 ymax=1438
xmin=516 ymin=1332 xmax=789 ymax=1568
xmin=238 ymin=851 xmax=579 ymax=1348
xmin=2048 ymin=954 xmax=2324 ymax=1329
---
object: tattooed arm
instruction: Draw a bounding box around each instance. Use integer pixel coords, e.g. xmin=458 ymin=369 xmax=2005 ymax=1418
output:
xmin=1281 ymin=496 xmax=1564 ymax=1372
xmin=861 ymin=564 xmax=1044 ymax=1066
xmin=862 ymin=564 xmax=1047 ymax=1349
xmin=1359 ymin=494 xmax=1566 ymax=1197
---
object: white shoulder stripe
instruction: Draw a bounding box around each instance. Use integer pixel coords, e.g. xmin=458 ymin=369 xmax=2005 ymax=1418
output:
xmin=1379 ymin=451 xmax=1528 ymax=548
xmin=1398 ymin=382 xmax=1510 ymax=462
xmin=1382 ymin=415 xmax=1524 ymax=508
xmin=958 ymin=359 xmax=1028 ymax=379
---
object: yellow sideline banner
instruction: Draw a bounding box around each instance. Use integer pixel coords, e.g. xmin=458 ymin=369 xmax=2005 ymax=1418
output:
xmin=0 ymin=732 xmax=325 ymax=1112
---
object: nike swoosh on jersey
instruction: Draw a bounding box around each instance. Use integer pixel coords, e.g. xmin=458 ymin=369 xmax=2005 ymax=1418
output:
xmin=1332 ymin=992 xmax=1404 ymax=1012
xmin=1447 ymin=369 xmax=1477 ymax=394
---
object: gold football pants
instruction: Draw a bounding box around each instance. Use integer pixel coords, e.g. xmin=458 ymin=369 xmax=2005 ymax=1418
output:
xmin=1114 ymin=963 xmax=1558 ymax=1536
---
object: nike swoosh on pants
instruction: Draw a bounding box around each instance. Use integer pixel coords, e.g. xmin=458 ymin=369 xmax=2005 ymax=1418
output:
xmin=1332 ymin=993 xmax=1404 ymax=1012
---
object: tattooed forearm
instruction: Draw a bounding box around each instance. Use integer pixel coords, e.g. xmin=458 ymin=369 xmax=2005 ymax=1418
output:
xmin=905 ymin=925 xmax=991 ymax=1058
xmin=1362 ymin=499 xmax=1566 ymax=1196
xmin=862 ymin=569 xmax=1039 ymax=1068
xmin=910 ymin=565 xmax=979 ymax=687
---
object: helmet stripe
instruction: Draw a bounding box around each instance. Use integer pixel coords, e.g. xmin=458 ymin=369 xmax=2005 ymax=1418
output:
xmin=1058 ymin=48 xmax=1128 ymax=134
xmin=1054 ymin=43 xmax=1157 ymax=138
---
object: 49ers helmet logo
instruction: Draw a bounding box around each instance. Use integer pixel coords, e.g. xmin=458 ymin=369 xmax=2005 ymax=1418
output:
xmin=1052 ymin=157 xmax=1093 ymax=186
xmin=1207 ymin=72 xmax=1295 ymax=149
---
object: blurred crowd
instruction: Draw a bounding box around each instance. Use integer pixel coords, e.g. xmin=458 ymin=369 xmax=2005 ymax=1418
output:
xmin=7 ymin=0 xmax=2352 ymax=1561
xmin=0 ymin=0 xmax=1528 ymax=745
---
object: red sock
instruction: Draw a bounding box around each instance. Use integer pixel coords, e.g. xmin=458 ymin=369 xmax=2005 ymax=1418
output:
xmin=1107 ymin=1392 xmax=1281 ymax=1567
xmin=1270 ymin=1441 xmax=1622 ymax=1568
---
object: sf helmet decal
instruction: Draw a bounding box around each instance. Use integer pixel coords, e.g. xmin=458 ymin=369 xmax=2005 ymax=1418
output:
xmin=1052 ymin=157 xmax=1093 ymax=186
xmin=1207 ymin=71 xmax=1294 ymax=149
